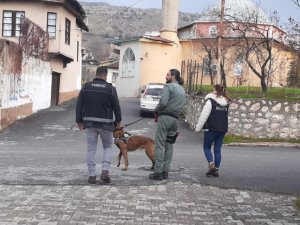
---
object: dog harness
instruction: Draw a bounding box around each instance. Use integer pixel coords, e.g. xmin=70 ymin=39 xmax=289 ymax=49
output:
xmin=114 ymin=132 xmax=133 ymax=144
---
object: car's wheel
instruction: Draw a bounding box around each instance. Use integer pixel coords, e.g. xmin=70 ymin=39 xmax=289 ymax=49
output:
xmin=140 ymin=110 xmax=145 ymax=117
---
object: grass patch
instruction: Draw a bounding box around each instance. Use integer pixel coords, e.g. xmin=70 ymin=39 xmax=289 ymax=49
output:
xmin=195 ymin=85 xmax=300 ymax=101
xmin=297 ymin=197 xmax=300 ymax=210
xmin=194 ymin=85 xmax=300 ymax=144
xmin=224 ymin=134 xmax=300 ymax=144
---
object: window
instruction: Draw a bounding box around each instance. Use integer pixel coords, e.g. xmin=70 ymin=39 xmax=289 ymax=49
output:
xmin=203 ymin=56 xmax=217 ymax=76
xmin=65 ymin=18 xmax=70 ymax=45
xmin=112 ymin=72 xmax=118 ymax=83
xmin=233 ymin=57 xmax=244 ymax=76
xmin=47 ymin=12 xmax=56 ymax=39
xmin=122 ymin=48 xmax=135 ymax=77
xmin=2 ymin=10 xmax=25 ymax=37
xmin=208 ymin=26 xmax=217 ymax=37
xmin=203 ymin=56 xmax=210 ymax=75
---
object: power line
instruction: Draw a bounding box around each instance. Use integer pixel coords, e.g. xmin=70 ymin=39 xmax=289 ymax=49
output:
xmin=105 ymin=0 xmax=147 ymax=21
xmin=127 ymin=0 xmax=145 ymax=9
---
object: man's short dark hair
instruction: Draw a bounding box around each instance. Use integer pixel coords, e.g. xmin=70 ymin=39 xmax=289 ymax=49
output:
xmin=96 ymin=66 xmax=108 ymax=76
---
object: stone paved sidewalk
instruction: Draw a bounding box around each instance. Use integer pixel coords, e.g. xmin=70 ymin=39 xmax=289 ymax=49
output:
xmin=0 ymin=182 xmax=299 ymax=225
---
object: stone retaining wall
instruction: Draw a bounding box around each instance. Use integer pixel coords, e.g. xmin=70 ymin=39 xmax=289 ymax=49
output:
xmin=184 ymin=96 xmax=300 ymax=140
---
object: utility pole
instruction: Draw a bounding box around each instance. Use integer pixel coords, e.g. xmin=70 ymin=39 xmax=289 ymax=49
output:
xmin=216 ymin=0 xmax=225 ymax=85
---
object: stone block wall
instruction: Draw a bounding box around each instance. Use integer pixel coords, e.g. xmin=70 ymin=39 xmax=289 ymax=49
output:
xmin=184 ymin=96 xmax=300 ymax=140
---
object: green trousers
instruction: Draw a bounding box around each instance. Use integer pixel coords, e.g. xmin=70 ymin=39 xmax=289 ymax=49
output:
xmin=154 ymin=115 xmax=178 ymax=173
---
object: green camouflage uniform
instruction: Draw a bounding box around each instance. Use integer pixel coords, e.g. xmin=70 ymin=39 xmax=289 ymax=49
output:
xmin=154 ymin=81 xmax=186 ymax=173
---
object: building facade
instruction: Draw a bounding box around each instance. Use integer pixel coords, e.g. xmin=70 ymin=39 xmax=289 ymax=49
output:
xmin=114 ymin=0 xmax=181 ymax=97
xmin=0 ymin=0 xmax=88 ymax=104
xmin=0 ymin=0 xmax=88 ymax=129
xmin=178 ymin=0 xmax=296 ymax=89
xmin=114 ymin=0 xmax=297 ymax=97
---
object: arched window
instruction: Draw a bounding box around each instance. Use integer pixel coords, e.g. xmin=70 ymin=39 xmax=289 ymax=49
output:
xmin=122 ymin=48 xmax=135 ymax=77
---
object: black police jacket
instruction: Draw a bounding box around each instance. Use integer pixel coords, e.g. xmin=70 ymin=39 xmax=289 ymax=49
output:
xmin=204 ymin=98 xmax=228 ymax=133
xmin=76 ymin=78 xmax=122 ymax=129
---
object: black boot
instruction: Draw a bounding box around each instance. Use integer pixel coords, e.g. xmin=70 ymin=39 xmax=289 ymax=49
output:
xmin=163 ymin=172 xmax=168 ymax=179
xmin=88 ymin=176 xmax=96 ymax=184
xmin=100 ymin=170 xmax=111 ymax=183
xmin=149 ymin=172 xmax=163 ymax=180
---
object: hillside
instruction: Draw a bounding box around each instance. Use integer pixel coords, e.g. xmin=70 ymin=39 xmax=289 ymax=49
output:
xmin=79 ymin=2 xmax=200 ymax=60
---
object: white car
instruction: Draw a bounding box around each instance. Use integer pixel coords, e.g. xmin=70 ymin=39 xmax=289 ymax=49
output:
xmin=140 ymin=83 xmax=165 ymax=116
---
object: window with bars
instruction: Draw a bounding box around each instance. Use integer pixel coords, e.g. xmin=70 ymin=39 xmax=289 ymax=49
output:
xmin=208 ymin=26 xmax=217 ymax=37
xmin=65 ymin=18 xmax=70 ymax=45
xmin=233 ymin=58 xmax=244 ymax=76
xmin=2 ymin=10 xmax=25 ymax=37
xmin=47 ymin=12 xmax=56 ymax=39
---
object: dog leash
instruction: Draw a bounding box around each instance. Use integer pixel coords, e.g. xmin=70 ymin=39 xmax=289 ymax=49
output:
xmin=123 ymin=118 xmax=145 ymax=128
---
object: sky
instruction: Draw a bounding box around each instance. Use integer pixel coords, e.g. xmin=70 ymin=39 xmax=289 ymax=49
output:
xmin=79 ymin=0 xmax=300 ymax=25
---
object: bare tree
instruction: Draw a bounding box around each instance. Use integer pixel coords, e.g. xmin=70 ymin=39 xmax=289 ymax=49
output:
xmin=225 ymin=5 xmax=285 ymax=93
xmin=286 ymin=0 xmax=300 ymax=51
xmin=285 ymin=0 xmax=300 ymax=87
xmin=200 ymin=38 xmax=239 ymax=87
xmin=291 ymin=0 xmax=300 ymax=7
xmin=196 ymin=8 xmax=241 ymax=87
xmin=200 ymin=39 xmax=217 ymax=86
xmin=287 ymin=60 xmax=300 ymax=87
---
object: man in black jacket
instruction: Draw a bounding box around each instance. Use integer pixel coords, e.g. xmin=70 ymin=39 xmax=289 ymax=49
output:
xmin=76 ymin=66 xmax=122 ymax=184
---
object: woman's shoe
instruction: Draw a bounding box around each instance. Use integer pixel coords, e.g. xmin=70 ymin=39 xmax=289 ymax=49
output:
xmin=213 ymin=169 xmax=219 ymax=177
xmin=206 ymin=163 xmax=217 ymax=177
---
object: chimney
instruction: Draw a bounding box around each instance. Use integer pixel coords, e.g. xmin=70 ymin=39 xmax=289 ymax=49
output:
xmin=160 ymin=0 xmax=179 ymax=42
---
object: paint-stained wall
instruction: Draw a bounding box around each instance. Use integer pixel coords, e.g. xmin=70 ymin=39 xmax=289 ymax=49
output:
xmin=0 ymin=1 xmax=86 ymax=104
xmin=0 ymin=40 xmax=51 ymax=130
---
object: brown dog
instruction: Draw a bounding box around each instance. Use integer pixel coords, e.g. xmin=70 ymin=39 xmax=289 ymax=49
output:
xmin=113 ymin=127 xmax=155 ymax=171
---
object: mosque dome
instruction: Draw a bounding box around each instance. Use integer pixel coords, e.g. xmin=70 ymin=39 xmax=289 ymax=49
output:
xmin=198 ymin=0 xmax=270 ymax=24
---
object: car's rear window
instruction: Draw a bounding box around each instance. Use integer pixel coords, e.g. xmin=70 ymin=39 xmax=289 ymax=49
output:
xmin=145 ymin=87 xmax=163 ymax=96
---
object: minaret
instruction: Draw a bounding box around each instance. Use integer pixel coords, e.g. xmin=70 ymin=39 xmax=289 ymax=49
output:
xmin=160 ymin=0 xmax=179 ymax=42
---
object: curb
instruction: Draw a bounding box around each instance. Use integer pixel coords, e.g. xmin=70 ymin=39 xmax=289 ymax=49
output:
xmin=226 ymin=142 xmax=300 ymax=148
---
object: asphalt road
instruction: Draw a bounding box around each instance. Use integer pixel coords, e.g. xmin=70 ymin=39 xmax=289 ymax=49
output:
xmin=0 ymin=97 xmax=299 ymax=195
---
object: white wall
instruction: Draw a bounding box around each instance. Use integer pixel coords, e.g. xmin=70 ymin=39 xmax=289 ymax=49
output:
xmin=107 ymin=68 xmax=118 ymax=86
xmin=0 ymin=1 xmax=84 ymax=101
xmin=0 ymin=52 xmax=51 ymax=112
xmin=116 ymin=42 xmax=141 ymax=97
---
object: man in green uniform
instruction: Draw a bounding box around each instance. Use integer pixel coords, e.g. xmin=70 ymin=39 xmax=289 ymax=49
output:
xmin=149 ymin=69 xmax=186 ymax=180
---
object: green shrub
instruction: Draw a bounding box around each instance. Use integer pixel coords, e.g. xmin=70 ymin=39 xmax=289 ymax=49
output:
xmin=195 ymin=85 xmax=300 ymax=101
xmin=224 ymin=134 xmax=300 ymax=144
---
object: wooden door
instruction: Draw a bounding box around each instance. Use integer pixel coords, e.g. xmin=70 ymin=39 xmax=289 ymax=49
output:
xmin=51 ymin=72 xmax=60 ymax=105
